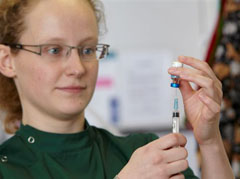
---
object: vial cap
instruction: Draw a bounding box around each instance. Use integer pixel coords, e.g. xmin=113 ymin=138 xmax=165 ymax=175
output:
xmin=172 ymin=61 xmax=183 ymax=68
xmin=171 ymin=83 xmax=180 ymax=88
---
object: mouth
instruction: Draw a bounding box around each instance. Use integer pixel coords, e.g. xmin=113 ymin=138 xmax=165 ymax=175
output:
xmin=56 ymin=86 xmax=86 ymax=94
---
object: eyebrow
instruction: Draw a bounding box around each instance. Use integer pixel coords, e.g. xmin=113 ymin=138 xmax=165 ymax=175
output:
xmin=39 ymin=36 xmax=98 ymax=45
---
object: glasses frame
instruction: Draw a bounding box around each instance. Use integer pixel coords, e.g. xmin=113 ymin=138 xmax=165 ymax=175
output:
xmin=5 ymin=43 xmax=110 ymax=60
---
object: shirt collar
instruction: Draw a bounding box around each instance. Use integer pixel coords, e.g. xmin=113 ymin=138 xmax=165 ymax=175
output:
xmin=15 ymin=120 xmax=95 ymax=153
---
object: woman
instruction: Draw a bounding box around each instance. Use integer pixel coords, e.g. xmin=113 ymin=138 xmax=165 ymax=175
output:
xmin=0 ymin=0 xmax=234 ymax=178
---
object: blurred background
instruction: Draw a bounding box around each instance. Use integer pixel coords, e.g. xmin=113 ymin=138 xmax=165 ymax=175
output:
xmin=88 ymin=0 xmax=218 ymax=176
xmin=1 ymin=0 xmax=240 ymax=178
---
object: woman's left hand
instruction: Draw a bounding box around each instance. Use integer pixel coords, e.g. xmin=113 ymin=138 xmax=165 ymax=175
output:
xmin=168 ymin=56 xmax=223 ymax=146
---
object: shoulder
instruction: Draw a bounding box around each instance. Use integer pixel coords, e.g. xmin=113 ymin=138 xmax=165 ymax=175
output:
xmin=90 ymin=125 xmax=158 ymax=155
xmin=0 ymin=135 xmax=21 ymax=156
xmin=0 ymin=134 xmax=37 ymax=167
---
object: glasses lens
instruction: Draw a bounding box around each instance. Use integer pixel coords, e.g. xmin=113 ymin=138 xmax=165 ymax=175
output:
xmin=80 ymin=46 xmax=97 ymax=60
xmin=41 ymin=44 xmax=68 ymax=61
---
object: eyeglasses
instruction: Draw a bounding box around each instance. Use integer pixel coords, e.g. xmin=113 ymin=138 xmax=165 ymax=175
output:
xmin=5 ymin=43 xmax=110 ymax=61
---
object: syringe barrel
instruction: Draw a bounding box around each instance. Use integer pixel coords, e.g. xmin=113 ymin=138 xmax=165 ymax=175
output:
xmin=172 ymin=111 xmax=179 ymax=117
xmin=172 ymin=111 xmax=180 ymax=133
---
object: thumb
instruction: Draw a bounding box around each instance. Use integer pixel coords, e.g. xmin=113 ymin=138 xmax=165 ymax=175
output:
xmin=179 ymin=80 xmax=194 ymax=101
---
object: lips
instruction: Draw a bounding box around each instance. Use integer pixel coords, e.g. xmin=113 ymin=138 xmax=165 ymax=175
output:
xmin=57 ymin=86 xmax=86 ymax=94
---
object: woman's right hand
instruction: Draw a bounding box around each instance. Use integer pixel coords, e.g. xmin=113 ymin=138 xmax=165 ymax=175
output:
xmin=117 ymin=133 xmax=189 ymax=179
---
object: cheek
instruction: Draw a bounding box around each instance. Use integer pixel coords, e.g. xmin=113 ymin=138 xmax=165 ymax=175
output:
xmin=34 ymin=68 xmax=52 ymax=86
xmin=15 ymin=59 xmax=57 ymax=93
xmin=30 ymin=64 xmax=62 ymax=92
xmin=88 ymin=63 xmax=99 ymax=86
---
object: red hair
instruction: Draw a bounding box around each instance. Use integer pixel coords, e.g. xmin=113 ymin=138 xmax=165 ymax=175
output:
xmin=0 ymin=0 xmax=105 ymax=134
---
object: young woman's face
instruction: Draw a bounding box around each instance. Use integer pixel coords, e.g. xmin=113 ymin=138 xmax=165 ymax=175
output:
xmin=13 ymin=0 xmax=99 ymax=120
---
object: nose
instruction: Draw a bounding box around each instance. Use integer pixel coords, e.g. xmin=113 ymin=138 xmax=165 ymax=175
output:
xmin=64 ymin=49 xmax=86 ymax=77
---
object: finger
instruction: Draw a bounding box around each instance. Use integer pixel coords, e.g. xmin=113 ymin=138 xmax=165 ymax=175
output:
xmin=179 ymin=73 xmax=216 ymax=98
xmin=179 ymin=79 xmax=220 ymax=109
xmin=178 ymin=56 xmax=218 ymax=82
xmin=149 ymin=133 xmax=187 ymax=150
xmin=168 ymin=65 xmax=222 ymax=95
xmin=198 ymin=91 xmax=221 ymax=119
xmin=168 ymin=66 xmax=222 ymax=103
xmin=170 ymin=173 xmax=185 ymax=179
xmin=179 ymin=56 xmax=223 ymax=93
xmin=178 ymin=72 xmax=222 ymax=104
xmin=166 ymin=160 xmax=189 ymax=176
xmin=168 ymin=64 xmax=208 ymax=79
xmin=163 ymin=147 xmax=188 ymax=163
xmin=178 ymin=80 xmax=194 ymax=101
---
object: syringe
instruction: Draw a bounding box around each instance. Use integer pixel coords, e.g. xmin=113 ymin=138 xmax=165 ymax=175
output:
xmin=172 ymin=93 xmax=180 ymax=133
xmin=170 ymin=61 xmax=183 ymax=133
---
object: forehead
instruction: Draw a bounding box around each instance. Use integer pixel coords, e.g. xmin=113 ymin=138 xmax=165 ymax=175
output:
xmin=20 ymin=0 xmax=98 ymax=44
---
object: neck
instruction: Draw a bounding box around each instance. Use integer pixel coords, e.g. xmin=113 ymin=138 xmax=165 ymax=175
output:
xmin=22 ymin=108 xmax=85 ymax=134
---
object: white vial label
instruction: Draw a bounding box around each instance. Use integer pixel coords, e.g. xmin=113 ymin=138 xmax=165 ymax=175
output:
xmin=172 ymin=61 xmax=183 ymax=68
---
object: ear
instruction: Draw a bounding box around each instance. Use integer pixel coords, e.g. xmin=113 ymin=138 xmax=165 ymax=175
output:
xmin=0 ymin=44 xmax=16 ymax=78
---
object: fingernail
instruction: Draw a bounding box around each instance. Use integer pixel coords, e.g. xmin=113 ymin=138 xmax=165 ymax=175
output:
xmin=178 ymin=56 xmax=185 ymax=60
xmin=168 ymin=67 xmax=176 ymax=72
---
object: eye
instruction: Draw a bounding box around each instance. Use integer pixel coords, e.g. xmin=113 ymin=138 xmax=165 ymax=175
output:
xmin=49 ymin=48 xmax=60 ymax=54
xmin=82 ymin=46 xmax=96 ymax=56
xmin=48 ymin=47 xmax=62 ymax=55
xmin=43 ymin=45 xmax=64 ymax=55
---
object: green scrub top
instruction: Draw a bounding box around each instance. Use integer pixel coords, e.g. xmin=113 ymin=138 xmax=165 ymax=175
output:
xmin=0 ymin=120 xmax=199 ymax=179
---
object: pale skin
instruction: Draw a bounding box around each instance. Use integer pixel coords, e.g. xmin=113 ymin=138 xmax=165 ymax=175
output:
xmin=118 ymin=56 xmax=234 ymax=179
xmin=0 ymin=0 xmax=99 ymax=134
xmin=0 ymin=0 xmax=234 ymax=178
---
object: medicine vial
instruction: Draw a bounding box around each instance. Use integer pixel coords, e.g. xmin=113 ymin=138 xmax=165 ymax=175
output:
xmin=170 ymin=61 xmax=183 ymax=88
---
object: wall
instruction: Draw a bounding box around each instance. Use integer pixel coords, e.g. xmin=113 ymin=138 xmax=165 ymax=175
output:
xmin=86 ymin=0 xmax=219 ymax=131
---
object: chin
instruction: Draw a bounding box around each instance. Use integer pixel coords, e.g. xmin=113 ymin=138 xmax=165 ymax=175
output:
xmin=51 ymin=95 xmax=91 ymax=118
xmin=56 ymin=110 xmax=84 ymax=120
xmin=56 ymin=104 xmax=86 ymax=117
